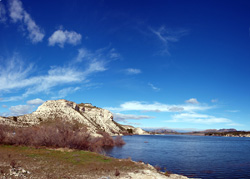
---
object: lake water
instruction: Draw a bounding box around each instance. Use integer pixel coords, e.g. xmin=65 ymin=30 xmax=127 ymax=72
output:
xmin=105 ymin=135 xmax=250 ymax=179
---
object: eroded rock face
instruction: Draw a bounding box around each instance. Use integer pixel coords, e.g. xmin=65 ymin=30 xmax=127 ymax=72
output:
xmin=0 ymin=99 xmax=147 ymax=136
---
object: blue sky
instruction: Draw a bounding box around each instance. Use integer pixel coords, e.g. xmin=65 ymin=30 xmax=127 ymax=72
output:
xmin=0 ymin=0 xmax=250 ymax=131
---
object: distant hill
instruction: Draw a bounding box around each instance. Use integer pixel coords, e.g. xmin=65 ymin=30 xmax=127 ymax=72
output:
xmin=200 ymin=128 xmax=237 ymax=133
xmin=145 ymin=128 xmax=177 ymax=134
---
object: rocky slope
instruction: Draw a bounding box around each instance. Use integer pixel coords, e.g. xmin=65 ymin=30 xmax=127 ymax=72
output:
xmin=0 ymin=99 xmax=147 ymax=136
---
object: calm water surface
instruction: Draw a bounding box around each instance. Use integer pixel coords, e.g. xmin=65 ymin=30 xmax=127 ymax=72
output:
xmin=105 ymin=135 xmax=250 ymax=179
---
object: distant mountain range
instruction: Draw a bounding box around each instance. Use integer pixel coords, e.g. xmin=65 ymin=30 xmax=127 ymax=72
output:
xmin=144 ymin=128 xmax=238 ymax=135
xmin=202 ymin=128 xmax=237 ymax=133
xmin=146 ymin=128 xmax=178 ymax=134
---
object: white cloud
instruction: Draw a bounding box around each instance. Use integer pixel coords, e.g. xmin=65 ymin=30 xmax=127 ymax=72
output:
xmin=9 ymin=104 xmax=33 ymax=116
xmin=0 ymin=47 xmax=112 ymax=101
xmin=84 ymin=61 xmax=106 ymax=74
xmin=8 ymin=0 xmax=45 ymax=43
xmin=113 ymin=113 xmax=154 ymax=121
xmin=148 ymin=83 xmax=160 ymax=92
xmin=48 ymin=29 xmax=82 ymax=47
xmin=112 ymin=113 xmax=154 ymax=126
xmin=0 ymin=2 xmax=7 ymax=23
xmin=109 ymin=48 xmax=121 ymax=60
xmin=167 ymin=112 xmax=232 ymax=124
xmin=75 ymin=47 xmax=120 ymax=63
xmin=211 ymin=99 xmax=218 ymax=103
xmin=226 ymin=123 xmax=243 ymax=126
xmin=2 ymin=105 xmax=8 ymax=108
xmin=149 ymin=26 xmax=188 ymax=54
xmin=185 ymin=98 xmax=199 ymax=104
xmin=52 ymin=87 xmax=80 ymax=99
xmin=125 ymin=68 xmax=141 ymax=75
xmin=105 ymin=101 xmax=212 ymax=113
xmin=106 ymin=100 xmax=240 ymax=127
xmin=9 ymin=0 xmax=22 ymax=22
xmin=0 ymin=57 xmax=82 ymax=97
xmin=26 ymin=98 xmax=44 ymax=105
xmin=75 ymin=48 xmax=90 ymax=62
xmin=226 ymin=110 xmax=240 ymax=113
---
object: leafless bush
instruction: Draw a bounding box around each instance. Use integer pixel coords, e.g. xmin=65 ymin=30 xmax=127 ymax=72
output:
xmin=0 ymin=121 xmax=125 ymax=152
xmin=114 ymin=136 xmax=126 ymax=146
xmin=0 ymin=125 xmax=5 ymax=143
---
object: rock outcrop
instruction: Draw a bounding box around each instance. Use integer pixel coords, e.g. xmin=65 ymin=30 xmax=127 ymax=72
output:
xmin=0 ymin=99 xmax=147 ymax=136
xmin=122 ymin=125 xmax=149 ymax=135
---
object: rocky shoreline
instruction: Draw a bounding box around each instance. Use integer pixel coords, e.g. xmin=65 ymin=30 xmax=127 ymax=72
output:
xmin=0 ymin=145 xmax=189 ymax=179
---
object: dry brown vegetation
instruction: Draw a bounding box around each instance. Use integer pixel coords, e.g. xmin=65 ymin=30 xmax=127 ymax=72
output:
xmin=0 ymin=120 xmax=125 ymax=152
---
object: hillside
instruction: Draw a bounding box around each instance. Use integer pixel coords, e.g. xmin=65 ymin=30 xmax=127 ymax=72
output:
xmin=0 ymin=99 xmax=147 ymax=136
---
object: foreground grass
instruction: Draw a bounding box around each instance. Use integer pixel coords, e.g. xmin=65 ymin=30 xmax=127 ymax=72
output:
xmin=0 ymin=145 xmax=144 ymax=178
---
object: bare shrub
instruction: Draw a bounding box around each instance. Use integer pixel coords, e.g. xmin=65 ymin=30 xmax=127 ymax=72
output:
xmin=114 ymin=136 xmax=125 ymax=146
xmin=0 ymin=125 xmax=6 ymax=143
xmin=0 ymin=121 xmax=124 ymax=153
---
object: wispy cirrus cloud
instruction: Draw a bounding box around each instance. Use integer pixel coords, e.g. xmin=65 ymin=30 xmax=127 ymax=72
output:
xmin=75 ymin=47 xmax=120 ymax=63
xmin=48 ymin=29 xmax=82 ymax=48
xmin=226 ymin=110 xmax=240 ymax=113
xmin=0 ymin=46 xmax=113 ymax=101
xmin=0 ymin=57 xmax=82 ymax=99
xmin=51 ymin=87 xmax=80 ymax=99
xmin=149 ymin=26 xmax=188 ymax=54
xmin=148 ymin=83 xmax=160 ymax=92
xmin=211 ymin=99 xmax=218 ymax=103
xmin=8 ymin=0 xmax=45 ymax=43
xmin=0 ymin=2 xmax=7 ymax=23
xmin=125 ymin=68 xmax=142 ymax=75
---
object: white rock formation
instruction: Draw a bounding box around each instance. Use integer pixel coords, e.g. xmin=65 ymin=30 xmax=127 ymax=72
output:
xmin=0 ymin=99 xmax=147 ymax=136
xmin=122 ymin=125 xmax=149 ymax=135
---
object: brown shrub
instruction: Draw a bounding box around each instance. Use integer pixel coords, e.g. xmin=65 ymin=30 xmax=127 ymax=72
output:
xmin=0 ymin=121 xmax=125 ymax=152
xmin=0 ymin=125 xmax=5 ymax=143
xmin=114 ymin=136 xmax=126 ymax=146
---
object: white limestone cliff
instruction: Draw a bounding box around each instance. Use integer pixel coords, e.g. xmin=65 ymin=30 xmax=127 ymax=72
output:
xmin=0 ymin=99 xmax=147 ymax=136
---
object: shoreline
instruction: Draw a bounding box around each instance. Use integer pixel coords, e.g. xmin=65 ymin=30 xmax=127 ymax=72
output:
xmin=150 ymin=133 xmax=250 ymax=137
xmin=0 ymin=145 xmax=189 ymax=179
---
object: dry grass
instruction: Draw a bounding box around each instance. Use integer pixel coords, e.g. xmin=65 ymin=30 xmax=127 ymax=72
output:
xmin=0 ymin=145 xmax=145 ymax=178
